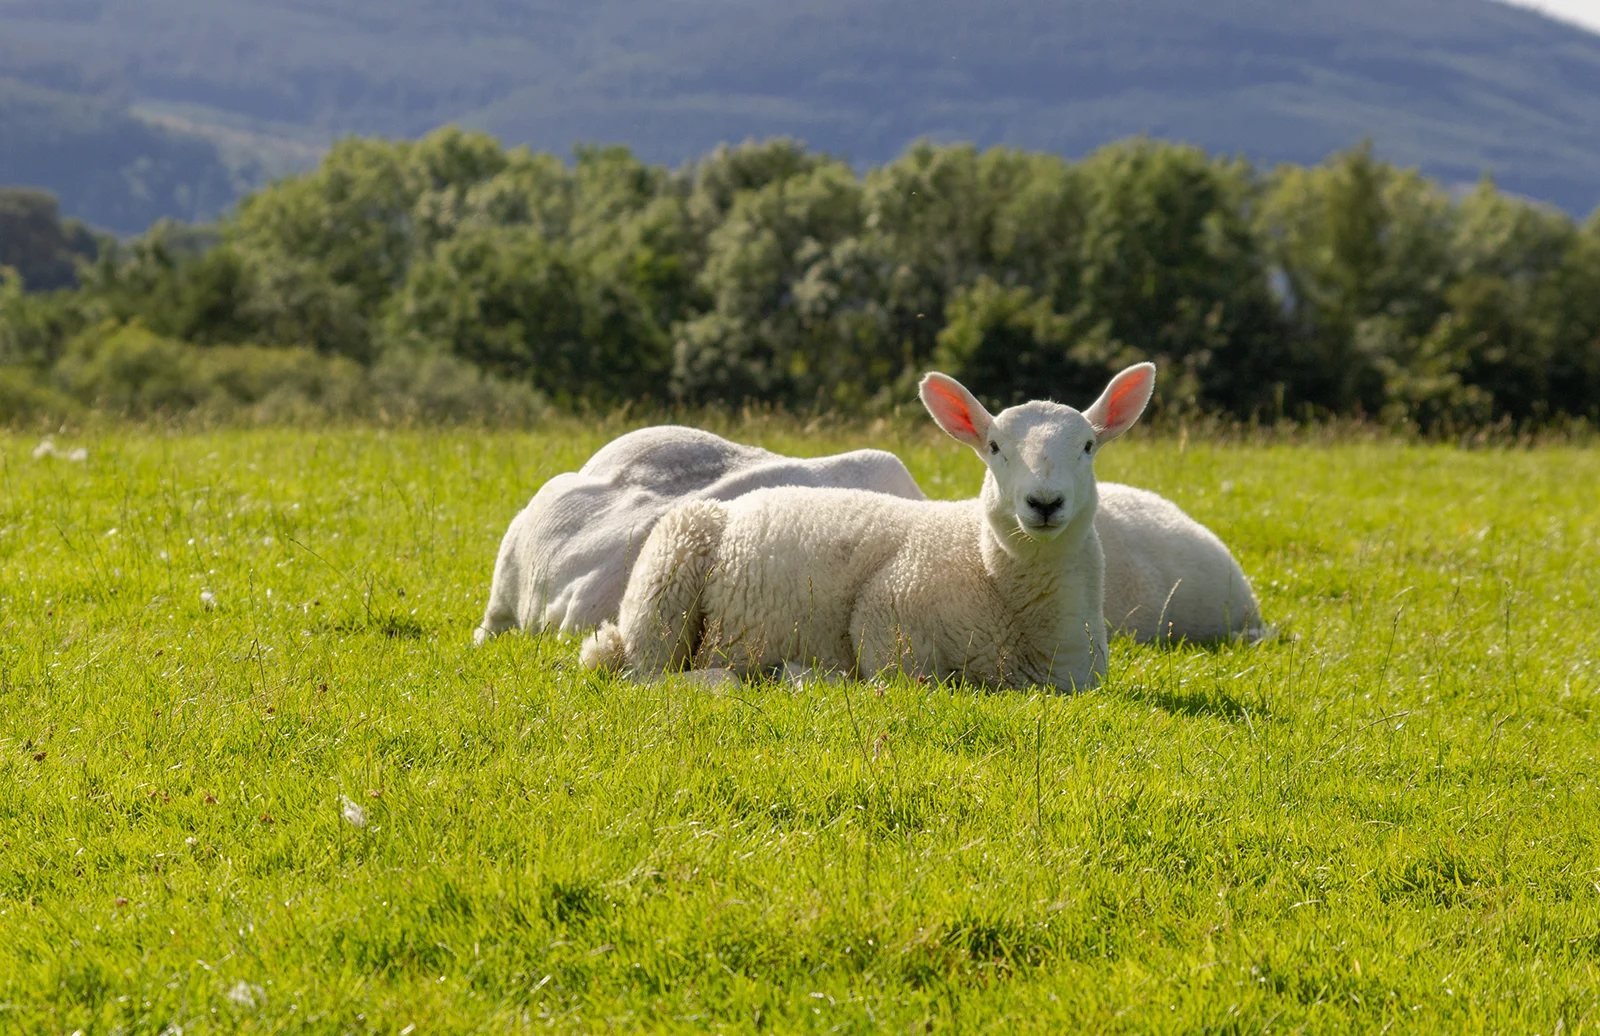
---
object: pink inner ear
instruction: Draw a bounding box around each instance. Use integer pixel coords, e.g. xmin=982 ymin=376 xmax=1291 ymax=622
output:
xmin=1103 ymin=369 xmax=1153 ymax=428
xmin=927 ymin=380 xmax=977 ymax=438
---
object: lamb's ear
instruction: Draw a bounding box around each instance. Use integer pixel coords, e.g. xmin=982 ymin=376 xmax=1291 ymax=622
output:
xmin=919 ymin=372 xmax=993 ymax=450
xmin=1083 ymin=362 xmax=1156 ymax=442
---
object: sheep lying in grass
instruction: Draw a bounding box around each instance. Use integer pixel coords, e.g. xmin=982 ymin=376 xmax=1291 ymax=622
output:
xmin=477 ymin=398 xmax=1265 ymax=651
xmin=474 ymin=426 xmax=925 ymax=644
xmin=581 ymin=364 xmax=1156 ymax=690
xmin=1098 ymin=482 xmax=1266 ymax=643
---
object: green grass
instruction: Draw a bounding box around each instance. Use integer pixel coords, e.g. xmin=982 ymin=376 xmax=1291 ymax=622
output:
xmin=1 ymin=423 xmax=1598 ymax=1033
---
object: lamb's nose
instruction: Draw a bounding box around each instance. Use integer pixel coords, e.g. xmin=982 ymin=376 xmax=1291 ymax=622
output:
xmin=1026 ymin=494 xmax=1064 ymax=521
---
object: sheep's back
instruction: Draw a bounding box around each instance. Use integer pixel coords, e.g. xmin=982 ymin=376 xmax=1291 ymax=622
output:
xmin=578 ymin=425 xmax=775 ymax=493
xmin=484 ymin=427 xmax=928 ymax=638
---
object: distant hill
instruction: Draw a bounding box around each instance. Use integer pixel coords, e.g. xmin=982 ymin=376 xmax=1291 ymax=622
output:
xmin=3 ymin=0 xmax=1600 ymax=233
xmin=0 ymin=76 xmax=244 ymax=236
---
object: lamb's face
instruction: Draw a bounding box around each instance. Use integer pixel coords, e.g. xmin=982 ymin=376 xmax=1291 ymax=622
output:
xmin=918 ymin=363 xmax=1157 ymax=548
xmin=980 ymin=402 xmax=1100 ymax=543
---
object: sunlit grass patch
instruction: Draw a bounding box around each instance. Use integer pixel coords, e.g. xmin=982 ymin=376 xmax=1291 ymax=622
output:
xmin=1 ymin=425 xmax=1597 ymax=1032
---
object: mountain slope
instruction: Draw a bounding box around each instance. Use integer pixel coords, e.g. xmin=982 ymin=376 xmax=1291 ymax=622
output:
xmin=3 ymin=0 xmax=1599 ymax=231
xmin=0 ymin=76 xmax=247 ymax=235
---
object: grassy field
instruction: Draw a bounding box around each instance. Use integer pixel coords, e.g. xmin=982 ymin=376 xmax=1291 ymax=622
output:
xmin=1 ymin=422 xmax=1598 ymax=1033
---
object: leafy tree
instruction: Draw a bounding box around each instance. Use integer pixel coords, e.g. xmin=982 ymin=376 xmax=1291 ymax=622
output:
xmin=449 ymin=150 xmax=575 ymax=244
xmin=79 ymin=229 xmax=259 ymax=346
xmin=933 ymin=279 xmax=1079 ymax=405
xmin=862 ymin=143 xmax=1015 ymax=374
xmin=986 ymin=153 xmax=1089 ymax=313
xmin=1540 ymin=211 xmax=1600 ymax=421
xmin=390 ymin=223 xmax=670 ymax=404
xmin=390 ymin=227 xmax=585 ymax=389
xmin=0 ymin=267 xmax=91 ymax=369
xmin=0 ymin=188 xmax=100 ymax=291
xmin=1068 ymin=141 xmax=1288 ymax=413
xmin=673 ymin=160 xmax=870 ymax=403
xmin=1258 ymin=142 xmax=1455 ymax=415
xmin=230 ymin=136 xmax=417 ymax=317
xmin=685 ymin=139 xmax=832 ymax=229
xmin=8 ymin=130 xmax=1600 ymax=427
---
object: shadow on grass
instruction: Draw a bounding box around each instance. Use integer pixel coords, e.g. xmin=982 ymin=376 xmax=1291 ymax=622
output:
xmin=1380 ymin=852 xmax=1483 ymax=906
xmin=1114 ymin=624 xmax=1291 ymax=654
xmin=1114 ymin=681 xmax=1270 ymax=723
xmin=327 ymin=610 xmax=430 ymax=639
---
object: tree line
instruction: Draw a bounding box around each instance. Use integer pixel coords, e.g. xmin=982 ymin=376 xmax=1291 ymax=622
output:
xmin=4 ymin=128 xmax=1599 ymax=427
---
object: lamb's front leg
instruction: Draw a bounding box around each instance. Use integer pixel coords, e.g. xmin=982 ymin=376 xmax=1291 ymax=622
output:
xmin=1037 ymin=617 xmax=1108 ymax=692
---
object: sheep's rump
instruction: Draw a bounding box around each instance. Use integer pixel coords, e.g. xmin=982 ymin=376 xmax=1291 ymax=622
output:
xmin=1097 ymin=483 xmax=1265 ymax=643
xmin=475 ymin=426 xmax=926 ymax=643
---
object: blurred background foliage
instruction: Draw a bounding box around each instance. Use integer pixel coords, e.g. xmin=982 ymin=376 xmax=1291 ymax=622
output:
xmin=3 ymin=129 xmax=1599 ymax=428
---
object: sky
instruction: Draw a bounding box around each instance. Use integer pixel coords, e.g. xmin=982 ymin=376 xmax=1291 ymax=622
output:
xmin=1499 ymin=0 xmax=1600 ymax=32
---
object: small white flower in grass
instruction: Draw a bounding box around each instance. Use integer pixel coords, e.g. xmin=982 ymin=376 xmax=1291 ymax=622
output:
xmin=66 ymin=447 xmax=88 ymax=462
xmin=200 ymin=590 xmax=217 ymax=609
xmin=225 ymin=980 xmax=263 ymax=1008
xmin=340 ymin=795 xmax=367 ymax=829
xmin=31 ymin=438 xmax=56 ymax=460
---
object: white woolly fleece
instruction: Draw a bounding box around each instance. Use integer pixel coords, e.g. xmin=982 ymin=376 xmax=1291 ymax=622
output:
xmin=1098 ymin=483 xmax=1266 ymax=643
xmin=585 ymin=486 xmax=1110 ymax=691
xmin=581 ymin=367 xmax=1168 ymax=691
xmin=475 ymin=425 xmax=925 ymax=644
xmin=480 ymin=423 xmax=1266 ymax=654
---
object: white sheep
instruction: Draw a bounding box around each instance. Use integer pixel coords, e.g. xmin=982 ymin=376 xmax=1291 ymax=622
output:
xmin=477 ymin=408 xmax=1265 ymax=651
xmin=580 ymin=364 xmax=1157 ymax=690
xmin=474 ymin=425 xmax=925 ymax=644
xmin=1098 ymin=482 xmax=1266 ymax=643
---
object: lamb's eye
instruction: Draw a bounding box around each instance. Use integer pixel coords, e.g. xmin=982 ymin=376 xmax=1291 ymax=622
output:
xmin=1083 ymin=440 xmax=1095 ymax=454
xmin=988 ymin=441 xmax=999 ymax=455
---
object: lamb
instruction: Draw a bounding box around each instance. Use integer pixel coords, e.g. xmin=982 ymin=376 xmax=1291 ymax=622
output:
xmin=580 ymin=364 xmax=1157 ymax=691
xmin=474 ymin=425 xmax=925 ymax=644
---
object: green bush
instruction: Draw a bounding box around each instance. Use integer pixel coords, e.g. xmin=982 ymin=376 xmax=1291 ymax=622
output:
xmin=49 ymin=322 xmax=546 ymax=425
xmin=0 ymin=363 xmax=81 ymax=424
xmin=10 ymin=131 xmax=1600 ymax=427
xmin=0 ymin=268 xmax=93 ymax=370
xmin=934 ymin=279 xmax=1082 ymax=406
xmin=364 ymin=348 xmax=547 ymax=425
xmin=55 ymin=322 xmax=207 ymax=413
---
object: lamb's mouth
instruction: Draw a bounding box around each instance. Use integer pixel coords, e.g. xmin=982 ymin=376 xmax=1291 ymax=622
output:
xmin=1018 ymin=518 xmax=1066 ymax=540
